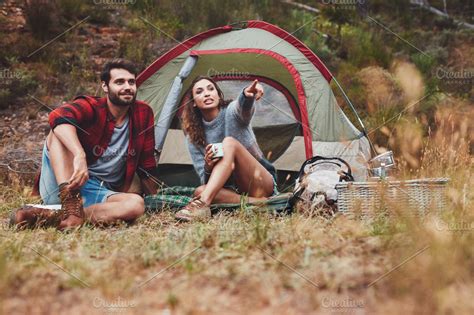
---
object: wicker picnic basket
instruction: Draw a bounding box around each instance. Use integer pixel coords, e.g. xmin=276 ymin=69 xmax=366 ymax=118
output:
xmin=335 ymin=178 xmax=449 ymax=218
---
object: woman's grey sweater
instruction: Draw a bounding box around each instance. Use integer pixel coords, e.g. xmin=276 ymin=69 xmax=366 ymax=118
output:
xmin=187 ymin=91 xmax=264 ymax=184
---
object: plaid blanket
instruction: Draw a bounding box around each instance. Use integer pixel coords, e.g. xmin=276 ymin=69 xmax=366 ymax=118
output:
xmin=145 ymin=186 xmax=195 ymax=210
xmin=145 ymin=186 xmax=292 ymax=213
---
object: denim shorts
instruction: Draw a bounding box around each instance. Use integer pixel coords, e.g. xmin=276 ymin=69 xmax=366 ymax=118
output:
xmin=270 ymin=177 xmax=279 ymax=196
xmin=39 ymin=144 xmax=120 ymax=208
xmin=258 ymin=157 xmax=279 ymax=196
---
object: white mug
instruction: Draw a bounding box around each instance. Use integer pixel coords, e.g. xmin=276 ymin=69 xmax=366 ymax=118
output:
xmin=211 ymin=143 xmax=224 ymax=158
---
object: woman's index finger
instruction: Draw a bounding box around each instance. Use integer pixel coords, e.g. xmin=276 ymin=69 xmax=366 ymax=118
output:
xmin=250 ymin=79 xmax=258 ymax=90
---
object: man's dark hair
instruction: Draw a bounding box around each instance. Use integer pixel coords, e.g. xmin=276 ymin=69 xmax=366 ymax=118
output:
xmin=100 ymin=59 xmax=138 ymax=85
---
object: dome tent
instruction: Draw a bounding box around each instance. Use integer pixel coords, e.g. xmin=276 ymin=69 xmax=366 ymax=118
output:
xmin=136 ymin=20 xmax=371 ymax=188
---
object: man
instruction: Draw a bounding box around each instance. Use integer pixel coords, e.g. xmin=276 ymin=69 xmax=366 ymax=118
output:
xmin=10 ymin=59 xmax=158 ymax=229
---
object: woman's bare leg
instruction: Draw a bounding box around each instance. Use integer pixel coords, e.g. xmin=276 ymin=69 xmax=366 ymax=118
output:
xmin=198 ymin=137 xmax=274 ymax=205
xmin=194 ymin=185 xmax=267 ymax=204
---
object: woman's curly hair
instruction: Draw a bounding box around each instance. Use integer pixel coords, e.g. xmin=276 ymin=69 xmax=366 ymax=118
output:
xmin=181 ymin=76 xmax=230 ymax=147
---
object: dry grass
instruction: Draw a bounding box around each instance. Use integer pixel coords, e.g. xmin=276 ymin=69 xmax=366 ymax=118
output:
xmin=0 ymin=141 xmax=472 ymax=314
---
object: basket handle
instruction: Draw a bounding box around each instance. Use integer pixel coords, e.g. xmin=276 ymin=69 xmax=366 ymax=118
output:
xmin=296 ymin=156 xmax=353 ymax=183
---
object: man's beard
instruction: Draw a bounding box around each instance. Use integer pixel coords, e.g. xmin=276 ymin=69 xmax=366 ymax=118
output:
xmin=108 ymin=91 xmax=136 ymax=107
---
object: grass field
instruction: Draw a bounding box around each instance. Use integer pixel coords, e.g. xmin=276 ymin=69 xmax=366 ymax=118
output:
xmin=0 ymin=144 xmax=472 ymax=314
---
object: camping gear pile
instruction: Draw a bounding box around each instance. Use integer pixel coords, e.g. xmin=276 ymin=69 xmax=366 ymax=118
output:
xmin=291 ymin=156 xmax=354 ymax=216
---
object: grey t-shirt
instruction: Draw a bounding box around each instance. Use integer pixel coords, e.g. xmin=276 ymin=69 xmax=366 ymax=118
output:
xmin=88 ymin=116 xmax=129 ymax=189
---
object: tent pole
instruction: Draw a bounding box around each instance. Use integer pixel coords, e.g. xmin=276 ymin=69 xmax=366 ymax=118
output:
xmin=332 ymin=77 xmax=377 ymax=156
xmin=154 ymin=56 xmax=198 ymax=163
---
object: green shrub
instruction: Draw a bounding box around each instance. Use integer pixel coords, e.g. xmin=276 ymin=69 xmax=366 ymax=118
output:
xmin=57 ymin=0 xmax=91 ymax=20
xmin=333 ymin=62 xmax=367 ymax=112
xmin=61 ymin=47 xmax=96 ymax=99
xmin=340 ymin=26 xmax=391 ymax=68
xmin=0 ymin=88 xmax=12 ymax=109
xmin=118 ymin=31 xmax=156 ymax=71
xmin=411 ymin=53 xmax=437 ymax=76
xmin=24 ymin=0 xmax=59 ymax=40
xmin=0 ymin=66 xmax=38 ymax=109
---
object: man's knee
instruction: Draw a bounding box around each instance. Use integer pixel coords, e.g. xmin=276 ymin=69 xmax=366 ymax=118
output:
xmin=194 ymin=185 xmax=206 ymax=197
xmin=46 ymin=131 xmax=57 ymax=149
xmin=125 ymin=194 xmax=145 ymax=219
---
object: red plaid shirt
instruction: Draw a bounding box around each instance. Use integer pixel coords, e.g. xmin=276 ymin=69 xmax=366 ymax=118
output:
xmin=33 ymin=95 xmax=157 ymax=194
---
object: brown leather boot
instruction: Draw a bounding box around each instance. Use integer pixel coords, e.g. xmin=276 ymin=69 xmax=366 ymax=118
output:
xmin=58 ymin=183 xmax=85 ymax=230
xmin=10 ymin=206 xmax=61 ymax=229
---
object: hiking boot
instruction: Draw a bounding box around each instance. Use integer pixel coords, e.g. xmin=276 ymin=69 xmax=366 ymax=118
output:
xmin=175 ymin=197 xmax=211 ymax=222
xmin=10 ymin=205 xmax=61 ymax=229
xmin=58 ymin=183 xmax=85 ymax=230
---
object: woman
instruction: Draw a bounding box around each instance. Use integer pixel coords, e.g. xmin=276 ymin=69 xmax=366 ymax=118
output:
xmin=176 ymin=76 xmax=278 ymax=221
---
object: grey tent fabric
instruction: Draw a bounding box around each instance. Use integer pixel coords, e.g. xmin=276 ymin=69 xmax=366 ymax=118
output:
xmin=154 ymin=56 xmax=197 ymax=152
